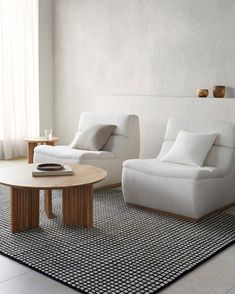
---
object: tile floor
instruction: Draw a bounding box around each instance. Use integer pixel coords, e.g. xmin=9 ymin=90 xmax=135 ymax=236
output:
xmin=0 ymin=158 xmax=234 ymax=294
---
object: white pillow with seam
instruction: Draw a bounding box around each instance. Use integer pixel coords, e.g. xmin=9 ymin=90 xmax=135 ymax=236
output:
xmin=162 ymin=130 xmax=217 ymax=167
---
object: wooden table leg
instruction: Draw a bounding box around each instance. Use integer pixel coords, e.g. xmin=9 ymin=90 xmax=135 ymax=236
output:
xmin=27 ymin=142 xmax=37 ymax=163
xmin=62 ymin=185 xmax=93 ymax=227
xmin=11 ymin=187 xmax=39 ymax=233
xmin=44 ymin=190 xmax=53 ymax=218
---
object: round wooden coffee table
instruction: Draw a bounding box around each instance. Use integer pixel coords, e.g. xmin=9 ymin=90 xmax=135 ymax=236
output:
xmin=0 ymin=164 xmax=107 ymax=233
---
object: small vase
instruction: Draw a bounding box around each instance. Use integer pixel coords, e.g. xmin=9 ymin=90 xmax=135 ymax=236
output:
xmin=213 ymin=86 xmax=225 ymax=98
xmin=197 ymin=89 xmax=209 ymax=98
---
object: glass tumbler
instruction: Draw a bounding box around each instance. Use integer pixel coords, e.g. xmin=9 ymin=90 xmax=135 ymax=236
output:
xmin=44 ymin=129 xmax=53 ymax=140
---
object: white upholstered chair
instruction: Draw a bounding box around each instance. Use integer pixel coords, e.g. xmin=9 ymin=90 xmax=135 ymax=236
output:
xmin=34 ymin=112 xmax=140 ymax=187
xmin=122 ymin=118 xmax=235 ymax=221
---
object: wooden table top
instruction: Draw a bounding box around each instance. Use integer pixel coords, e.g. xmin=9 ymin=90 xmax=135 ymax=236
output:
xmin=24 ymin=137 xmax=59 ymax=143
xmin=0 ymin=164 xmax=107 ymax=189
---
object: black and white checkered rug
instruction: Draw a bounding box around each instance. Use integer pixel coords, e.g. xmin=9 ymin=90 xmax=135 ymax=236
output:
xmin=0 ymin=186 xmax=235 ymax=293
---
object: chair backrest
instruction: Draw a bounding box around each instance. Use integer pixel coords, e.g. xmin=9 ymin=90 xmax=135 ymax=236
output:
xmin=77 ymin=112 xmax=140 ymax=159
xmin=158 ymin=118 xmax=235 ymax=168
xmin=165 ymin=118 xmax=235 ymax=149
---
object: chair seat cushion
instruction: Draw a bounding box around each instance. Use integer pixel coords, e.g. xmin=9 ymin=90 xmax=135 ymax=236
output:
xmin=34 ymin=145 xmax=116 ymax=160
xmin=123 ymin=159 xmax=226 ymax=179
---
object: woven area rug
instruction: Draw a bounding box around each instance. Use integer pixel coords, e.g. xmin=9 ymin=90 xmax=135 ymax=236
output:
xmin=0 ymin=186 xmax=235 ymax=294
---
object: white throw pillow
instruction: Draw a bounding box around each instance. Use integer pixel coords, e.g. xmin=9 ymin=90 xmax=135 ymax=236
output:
xmin=162 ymin=130 xmax=217 ymax=167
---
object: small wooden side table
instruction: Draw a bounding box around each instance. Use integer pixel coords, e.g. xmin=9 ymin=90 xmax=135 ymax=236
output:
xmin=24 ymin=137 xmax=59 ymax=163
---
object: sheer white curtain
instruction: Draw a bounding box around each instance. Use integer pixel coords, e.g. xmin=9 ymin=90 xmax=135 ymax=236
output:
xmin=0 ymin=0 xmax=39 ymax=159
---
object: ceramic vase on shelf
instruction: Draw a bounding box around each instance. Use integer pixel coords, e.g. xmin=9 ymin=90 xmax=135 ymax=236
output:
xmin=213 ymin=85 xmax=225 ymax=98
xmin=197 ymin=89 xmax=209 ymax=98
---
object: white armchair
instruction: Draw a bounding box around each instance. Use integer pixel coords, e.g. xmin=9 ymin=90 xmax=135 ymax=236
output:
xmin=34 ymin=112 xmax=140 ymax=187
xmin=122 ymin=118 xmax=235 ymax=221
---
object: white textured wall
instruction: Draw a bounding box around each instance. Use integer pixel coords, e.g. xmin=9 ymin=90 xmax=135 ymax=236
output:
xmin=39 ymin=0 xmax=54 ymax=135
xmin=54 ymin=0 xmax=235 ymax=148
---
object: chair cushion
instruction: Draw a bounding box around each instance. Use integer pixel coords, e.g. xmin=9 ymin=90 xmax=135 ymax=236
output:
xmin=70 ymin=124 xmax=116 ymax=151
xmin=123 ymin=159 xmax=226 ymax=179
xmin=34 ymin=145 xmax=116 ymax=160
xmin=162 ymin=130 xmax=217 ymax=167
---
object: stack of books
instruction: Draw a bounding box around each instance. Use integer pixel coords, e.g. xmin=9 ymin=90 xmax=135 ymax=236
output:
xmin=32 ymin=164 xmax=73 ymax=177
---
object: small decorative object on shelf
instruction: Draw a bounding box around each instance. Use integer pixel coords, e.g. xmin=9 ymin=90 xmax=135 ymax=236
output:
xmin=213 ymin=85 xmax=225 ymax=98
xmin=197 ymin=89 xmax=209 ymax=98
